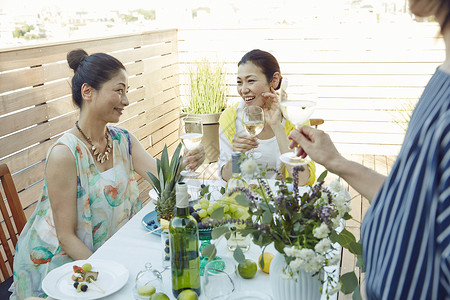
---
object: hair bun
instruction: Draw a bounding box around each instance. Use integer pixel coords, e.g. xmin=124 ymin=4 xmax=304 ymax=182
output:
xmin=67 ymin=49 xmax=89 ymax=72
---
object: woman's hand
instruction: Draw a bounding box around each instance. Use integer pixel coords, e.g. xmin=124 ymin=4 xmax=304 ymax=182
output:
xmin=232 ymin=132 xmax=258 ymax=153
xmin=261 ymin=87 xmax=282 ymax=126
xmin=183 ymin=144 xmax=205 ymax=171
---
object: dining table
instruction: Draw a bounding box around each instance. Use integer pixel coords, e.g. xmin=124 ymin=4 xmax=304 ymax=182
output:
xmin=63 ymin=179 xmax=340 ymax=300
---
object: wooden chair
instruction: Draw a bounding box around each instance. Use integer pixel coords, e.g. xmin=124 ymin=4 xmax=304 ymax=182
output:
xmin=0 ymin=164 xmax=27 ymax=290
xmin=309 ymin=118 xmax=324 ymax=128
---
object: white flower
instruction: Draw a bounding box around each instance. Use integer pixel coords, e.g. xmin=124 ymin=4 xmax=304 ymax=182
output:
xmin=313 ymin=223 xmax=330 ymax=239
xmin=289 ymin=258 xmax=305 ymax=270
xmin=241 ymin=158 xmax=258 ymax=175
xmin=314 ymin=238 xmax=332 ymax=254
xmin=328 ymin=253 xmax=340 ymax=266
xmin=298 ymin=248 xmax=315 ymax=261
xmin=330 ymin=180 xmax=344 ymax=193
xmin=327 ymin=282 xmax=341 ymax=295
xmin=284 ymin=246 xmax=296 ymax=257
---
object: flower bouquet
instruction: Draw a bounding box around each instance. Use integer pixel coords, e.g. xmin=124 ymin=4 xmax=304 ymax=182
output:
xmin=203 ymin=162 xmax=364 ymax=299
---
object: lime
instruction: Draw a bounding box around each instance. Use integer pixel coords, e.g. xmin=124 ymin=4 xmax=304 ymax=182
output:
xmin=81 ymin=263 xmax=92 ymax=271
xmin=258 ymin=252 xmax=274 ymax=274
xmin=238 ymin=259 xmax=257 ymax=279
xmin=151 ymin=292 xmax=170 ymax=300
xmin=138 ymin=285 xmax=156 ymax=297
xmin=177 ymin=289 xmax=198 ymax=300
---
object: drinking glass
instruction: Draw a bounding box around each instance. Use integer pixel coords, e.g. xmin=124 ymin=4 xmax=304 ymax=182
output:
xmin=242 ymin=106 xmax=264 ymax=159
xmin=202 ymin=257 xmax=238 ymax=299
xmin=179 ymin=117 xmax=203 ymax=177
xmin=279 ymin=86 xmax=317 ymax=167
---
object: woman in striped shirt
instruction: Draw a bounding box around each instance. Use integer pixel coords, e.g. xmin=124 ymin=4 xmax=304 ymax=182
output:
xmin=289 ymin=0 xmax=450 ymax=299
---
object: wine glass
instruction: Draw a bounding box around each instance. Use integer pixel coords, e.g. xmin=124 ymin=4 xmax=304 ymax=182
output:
xmin=202 ymin=257 xmax=238 ymax=299
xmin=279 ymin=87 xmax=317 ymax=166
xmin=242 ymin=106 xmax=264 ymax=159
xmin=179 ymin=117 xmax=203 ymax=177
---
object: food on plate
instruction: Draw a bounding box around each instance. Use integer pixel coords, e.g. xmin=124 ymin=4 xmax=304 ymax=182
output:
xmin=71 ymin=263 xmax=104 ymax=293
xmin=137 ymin=285 xmax=156 ymax=297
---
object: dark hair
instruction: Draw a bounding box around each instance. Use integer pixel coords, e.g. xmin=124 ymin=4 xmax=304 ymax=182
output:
xmin=67 ymin=49 xmax=126 ymax=108
xmin=238 ymin=49 xmax=282 ymax=90
xmin=439 ymin=0 xmax=450 ymax=33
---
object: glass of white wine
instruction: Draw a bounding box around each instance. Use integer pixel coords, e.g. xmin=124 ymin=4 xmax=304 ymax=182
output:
xmin=242 ymin=106 xmax=264 ymax=159
xmin=179 ymin=116 xmax=203 ymax=177
xmin=279 ymin=89 xmax=317 ymax=167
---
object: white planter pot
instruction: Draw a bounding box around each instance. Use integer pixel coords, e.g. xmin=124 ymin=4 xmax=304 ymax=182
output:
xmin=269 ymin=253 xmax=322 ymax=300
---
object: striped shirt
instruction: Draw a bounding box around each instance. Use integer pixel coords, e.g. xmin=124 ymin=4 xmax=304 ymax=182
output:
xmin=361 ymin=68 xmax=450 ymax=300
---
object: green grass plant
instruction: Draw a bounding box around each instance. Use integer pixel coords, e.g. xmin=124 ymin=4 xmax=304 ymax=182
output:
xmin=184 ymin=58 xmax=228 ymax=115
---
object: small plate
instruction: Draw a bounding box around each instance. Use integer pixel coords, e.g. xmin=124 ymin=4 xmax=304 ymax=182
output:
xmin=42 ymin=259 xmax=129 ymax=300
xmin=142 ymin=211 xmax=162 ymax=236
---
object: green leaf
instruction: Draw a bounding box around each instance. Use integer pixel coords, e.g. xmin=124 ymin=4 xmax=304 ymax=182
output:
xmin=259 ymin=253 xmax=265 ymax=269
xmin=352 ymin=285 xmax=362 ymax=300
xmin=160 ymin=145 xmax=170 ymax=180
xmin=337 ymin=228 xmax=356 ymax=247
xmin=220 ymin=187 xmax=226 ymax=195
xmin=235 ymin=193 xmax=250 ymax=207
xmin=201 ymin=244 xmax=217 ymax=260
xmin=343 ymin=212 xmax=352 ymax=220
xmin=340 ymin=271 xmax=358 ymax=294
xmin=212 ymin=225 xmax=229 ymax=239
xmin=210 ymin=207 xmax=225 ymax=220
xmin=348 ymin=241 xmax=362 ymax=255
xmin=317 ymin=170 xmax=328 ymax=183
xmin=356 ymin=254 xmax=365 ymax=272
xmin=169 ymin=143 xmax=183 ymax=172
xmin=262 ymin=211 xmax=272 ymax=224
xmin=274 ymin=240 xmax=285 ymax=254
xmin=329 ymin=230 xmax=338 ymax=243
xmin=233 ymin=246 xmax=246 ymax=264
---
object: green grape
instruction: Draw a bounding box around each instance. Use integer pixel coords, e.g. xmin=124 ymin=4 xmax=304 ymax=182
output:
xmin=212 ymin=202 xmax=221 ymax=210
xmin=198 ymin=209 xmax=207 ymax=218
xmin=207 ymin=206 xmax=214 ymax=215
xmin=199 ymin=198 xmax=209 ymax=206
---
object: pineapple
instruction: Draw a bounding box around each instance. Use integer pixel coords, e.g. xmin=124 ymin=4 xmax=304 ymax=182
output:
xmin=147 ymin=143 xmax=184 ymax=220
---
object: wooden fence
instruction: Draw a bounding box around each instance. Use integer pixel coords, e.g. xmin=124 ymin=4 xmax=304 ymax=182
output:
xmin=0 ymin=29 xmax=180 ymax=264
xmin=177 ymin=22 xmax=445 ymax=155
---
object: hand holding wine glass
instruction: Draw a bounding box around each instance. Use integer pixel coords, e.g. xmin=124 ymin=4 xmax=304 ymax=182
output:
xmin=279 ymin=87 xmax=317 ymax=167
xmin=242 ymin=106 xmax=264 ymax=159
xmin=179 ymin=117 xmax=203 ymax=177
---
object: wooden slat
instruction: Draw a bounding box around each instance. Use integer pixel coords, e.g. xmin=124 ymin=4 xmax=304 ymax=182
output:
xmin=0 ymin=29 xmax=177 ymax=71
xmin=0 ymin=112 xmax=78 ymax=159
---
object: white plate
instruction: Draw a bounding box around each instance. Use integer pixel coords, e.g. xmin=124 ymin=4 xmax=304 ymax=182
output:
xmin=42 ymin=259 xmax=129 ymax=300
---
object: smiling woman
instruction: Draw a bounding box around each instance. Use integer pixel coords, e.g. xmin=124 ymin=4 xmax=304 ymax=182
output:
xmin=9 ymin=49 xmax=206 ymax=299
xmin=218 ymin=49 xmax=316 ymax=185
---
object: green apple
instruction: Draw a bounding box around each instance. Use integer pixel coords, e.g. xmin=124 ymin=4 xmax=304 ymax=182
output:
xmin=151 ymin=292 xmax=170 ymax=300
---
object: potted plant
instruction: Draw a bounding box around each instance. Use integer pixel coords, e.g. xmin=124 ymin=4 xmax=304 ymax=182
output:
xmin=203 ymin=161 xmax=364 ymax=300
xmin=183 ymin=58 xmax=228 ymax=163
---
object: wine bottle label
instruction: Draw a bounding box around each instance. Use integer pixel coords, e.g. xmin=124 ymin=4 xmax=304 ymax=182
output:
xmin=176 ymin=182 xmax=189 ymax=208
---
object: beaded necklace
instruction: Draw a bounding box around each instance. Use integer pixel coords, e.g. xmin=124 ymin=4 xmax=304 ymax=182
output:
xmin=75 ymin=121 xmax=112 ymax=163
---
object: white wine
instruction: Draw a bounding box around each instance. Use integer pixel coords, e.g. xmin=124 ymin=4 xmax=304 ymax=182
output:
xmin=280 ymin=100 xmax=316 ymax=126
xmin=243 ymin=121 xmax=264 ymax=137
xmin=169 ymin=182 xmax=200 ymax=297
xmin=180 ymin=133 xmax=202 ymax=150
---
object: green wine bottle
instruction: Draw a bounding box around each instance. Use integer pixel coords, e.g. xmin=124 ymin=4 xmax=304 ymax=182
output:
xmin=169 ymin=182 xmax=200 ymax=297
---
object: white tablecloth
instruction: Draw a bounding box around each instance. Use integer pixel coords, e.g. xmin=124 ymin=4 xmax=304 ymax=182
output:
xmin=86 ymin=179 xmax=339 ymax=300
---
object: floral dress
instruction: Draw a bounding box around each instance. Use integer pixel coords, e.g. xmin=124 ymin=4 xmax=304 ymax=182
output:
xmin=11 ymin=126 xmax=141 ymax=299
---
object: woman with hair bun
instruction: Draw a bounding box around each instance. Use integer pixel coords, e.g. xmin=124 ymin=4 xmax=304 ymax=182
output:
xmin=10 ymin=49 xmax=205 ymax=299
xmin=218 ymin=49 xmax=315 ymax=184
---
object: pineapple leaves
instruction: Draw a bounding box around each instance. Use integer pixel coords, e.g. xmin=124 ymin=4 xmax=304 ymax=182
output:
xmin=160 ymin=145 xmax=170 ymax=183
